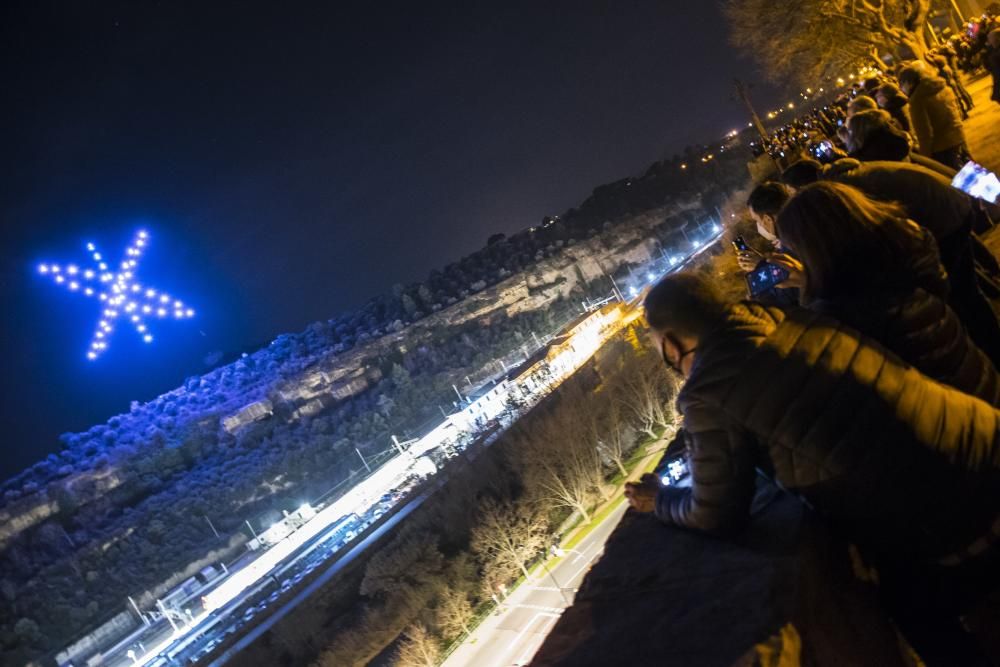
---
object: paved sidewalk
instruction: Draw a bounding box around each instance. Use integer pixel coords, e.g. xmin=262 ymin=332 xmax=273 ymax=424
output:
xmin=963 ymin=73 xmax=1000 ymax=173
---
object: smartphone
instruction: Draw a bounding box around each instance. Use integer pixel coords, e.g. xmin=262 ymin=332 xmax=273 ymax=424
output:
xmin=746 ymin=261 xmax=790 ymax=297
xmin=952 ymin=161 xmax=1000 ymax=204
xmin=732 ymin=235 xmax=750 ymax=253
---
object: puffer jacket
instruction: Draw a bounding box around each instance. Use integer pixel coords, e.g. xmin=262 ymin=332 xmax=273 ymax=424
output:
xmin=809 ymin=226 xmax=1000 ymax=406
xmin=655 ymin=303 xmax=1000 ymax=563
xmin=825 ymin=159 xmax=973 ymax=241
xmin=907 ymin=75 xmax=966 ymax=155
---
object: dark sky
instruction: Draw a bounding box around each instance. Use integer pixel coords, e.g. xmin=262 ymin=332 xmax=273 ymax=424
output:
xmin=0 ymin=1 xmax=777 ymax=478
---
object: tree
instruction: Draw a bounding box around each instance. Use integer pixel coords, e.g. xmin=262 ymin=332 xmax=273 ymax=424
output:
xmin=401 ymin=293 xmax=419 ymax=318
xmin=394 ymin=624 xmax=440 ymax=667
xmin=594 ymin=402 xmax=636 ymax=478
xmin=615 ymin=352 xmax=675 ymax=440
xmin=724 ymin=0 xmax=930 ymax=88
xmin=471 ymin=499 xmax=548 ymax=581
xmin=361 ymin=530 xmax=444 ymax=603
xmin=434 ymin=586 xmax=475 ymax=639
xmin=13 ymin=618 xmax=42 ymax=645
xmin=515 ymin=398 xmax=608 ymax=524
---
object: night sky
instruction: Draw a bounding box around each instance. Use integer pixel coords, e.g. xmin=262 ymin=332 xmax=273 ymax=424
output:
xmin=0 ymin=1 xmax=777 ymax=478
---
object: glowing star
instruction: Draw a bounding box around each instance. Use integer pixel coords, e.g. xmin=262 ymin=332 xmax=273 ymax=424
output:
xmin=37 ymin=230 xmax=195 ymax=360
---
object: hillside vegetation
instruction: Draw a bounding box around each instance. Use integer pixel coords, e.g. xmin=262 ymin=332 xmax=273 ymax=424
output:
xmin=0 ymin=133 xmax=751 ymax=664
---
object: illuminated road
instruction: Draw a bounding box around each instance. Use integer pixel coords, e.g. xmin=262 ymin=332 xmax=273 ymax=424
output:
xmin=443 ymin=503 xmax=628 ymax=667
xmin=82 ymin=230 xmax=723 ymax=667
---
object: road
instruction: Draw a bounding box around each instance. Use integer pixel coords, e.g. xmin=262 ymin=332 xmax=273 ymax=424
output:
xmin=443 ymin=502 xmax=628 ymax=667
xmin=78 ymin=229 xmax=720 ymax=667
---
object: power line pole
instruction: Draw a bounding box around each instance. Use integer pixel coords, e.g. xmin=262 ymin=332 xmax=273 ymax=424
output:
xmin=244 ymin=519 xmax=258 ymax=541
xmin=204 ymin=516 xmax=221 ymax=539
xmin=734 ymin=78 xmax=768 ymax=144
xmin=355 ymin=447 xmax=371 ymax=472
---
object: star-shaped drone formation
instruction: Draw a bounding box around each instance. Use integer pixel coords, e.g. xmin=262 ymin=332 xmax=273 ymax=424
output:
xmin=37 ymin=230 xmax=195 ymax=360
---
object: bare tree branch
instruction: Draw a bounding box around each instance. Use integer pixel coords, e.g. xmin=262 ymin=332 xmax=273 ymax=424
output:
xmin=394 ymin=624 xmax=440 ymax=667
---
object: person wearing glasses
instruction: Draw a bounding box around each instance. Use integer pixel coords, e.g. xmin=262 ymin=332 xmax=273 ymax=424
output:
xmin=624 ymin=271 xmax=1000 ymax=666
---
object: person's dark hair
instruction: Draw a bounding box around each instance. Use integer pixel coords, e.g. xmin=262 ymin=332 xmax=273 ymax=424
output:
xmin=775 ymin=182 xmax=925 ymax=301
xmin=780 ymin=159 xmax=823 ymax=188
xmin=862 ymin=77 xmax=882 ymax=94
xmin=746 ymin=181 xmax=791 ymax=217
xmin=876 ymin=81 xmax=907 ymax=103
xmin=847 ymin=95 xmax=878 ymax=116
xmin=897 ymin=64 xmax=922 ymax=91
xmin=845 ymin=108 xmax=908 ymax=157
xmin=644 ymin=272 xmax=728 ymax=338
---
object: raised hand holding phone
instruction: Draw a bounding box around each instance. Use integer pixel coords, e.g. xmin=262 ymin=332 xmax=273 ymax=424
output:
xmin=733 ymin=235 xmax=761 ymax=272
xmin=768 ymin=253 xmax=806 ymax=289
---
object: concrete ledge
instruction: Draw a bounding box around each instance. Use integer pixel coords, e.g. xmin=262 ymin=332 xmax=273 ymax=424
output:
xmin=531 ymin=483 xmax=909 ymax=667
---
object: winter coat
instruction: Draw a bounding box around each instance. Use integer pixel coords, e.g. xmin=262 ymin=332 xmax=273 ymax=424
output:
xmin=986 ymin=47 xmax=1000 ymax=103
xmin=907 ymin=75 xmax=966 ymax=155
xmin=849 ymin=125 xmax=911 ymax=163
xmin=825 ymin=159 xmax=973 ymax=241
xmin=807 ymin=226 xmax=1000 ymax=407
xmin=655 ymin=303 xmax=1000 ymax=563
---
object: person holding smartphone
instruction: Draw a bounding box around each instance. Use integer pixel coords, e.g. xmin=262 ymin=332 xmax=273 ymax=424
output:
xmin=627 ymin=271 xmax=1000 ymax=666
xmin=740 ymin=183 xmax=805 ymax=304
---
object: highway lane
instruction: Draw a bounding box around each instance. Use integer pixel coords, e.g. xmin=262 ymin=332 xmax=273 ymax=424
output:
xmin=86 ymin=231 xmax=722 ymax=667
xmin=443 ymin=502 xmax=628 ymax=667
xmin=206 ymin=479 xmax=441 ymax=666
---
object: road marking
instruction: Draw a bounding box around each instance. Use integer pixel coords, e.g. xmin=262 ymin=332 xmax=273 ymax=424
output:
xmin=572 ymin=542 xmax=597 ymax=564
xmin=515 ymin=613 xmax=560 ymax=665
xmin=506 ymin=611 xmax=560 ymax=666
xmin=512 ymin=603 xmax=564 ymax=614
xmin=565 ymin=544 xmax=606 ymax=585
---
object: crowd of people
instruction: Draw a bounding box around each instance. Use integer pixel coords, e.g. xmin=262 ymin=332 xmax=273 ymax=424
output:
xmin=751 ymin=8 xmax=1000 ymax=171
xmin=624 ymin=26 xmax=1000 ymax=667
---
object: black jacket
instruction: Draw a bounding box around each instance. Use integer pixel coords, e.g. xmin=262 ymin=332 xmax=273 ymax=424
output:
xmin=823 ymin=159 xmax=1000 ymax=363
xmin=825 ymin=159 xmax=973 ymax=240
xmin=809 ymin=228 xmax=1000 ymax=406
xmin=655 ymin=303 xmax=1000 ymax=563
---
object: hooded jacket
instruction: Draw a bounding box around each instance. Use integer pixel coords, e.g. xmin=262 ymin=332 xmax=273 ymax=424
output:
xmin=655 ymin=303 xmax=1000 ymax=563
xmin=906 ymin=75 xmax=966 ymax=155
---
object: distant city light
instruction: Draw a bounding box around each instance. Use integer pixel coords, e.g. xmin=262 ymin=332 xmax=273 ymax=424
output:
xmin=711 ymin=223 xmax=721 ymax=233
xmin=691 ymin=240 xmax=702 ymax=249
xmin=36 ymin=229 xmax=196 ymax=360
